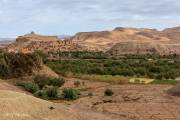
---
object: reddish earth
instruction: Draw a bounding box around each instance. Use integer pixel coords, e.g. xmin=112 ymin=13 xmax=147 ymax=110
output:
xmin=1 ymin=77 xmax=180 ymax=120
xmin=0 ymin=80 xmax=25 ymax=93
xmin=63 ymin=78 xmax=180 ymax=120
xmin=5 ymin=27 xmax=180 ymax=55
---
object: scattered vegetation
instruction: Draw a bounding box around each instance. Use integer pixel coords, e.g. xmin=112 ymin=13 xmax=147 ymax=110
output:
xmin=44 ymin=86 xmax=58 ymax=99
xmin=62 ymin=88 xmax=80 ymax=100
xmin=17 ymin=75 xmax=81 ymax=100
xmin=0 ymin=51 xmax=42 ymax=78
xmin=76 ymin=74 xmax=129 ymax=84
xmin=74 ymin=81 xmax=81 ymax=87
xmin=18 ymin=75 xmax=65 ymax=100
xmin=48 ymin=51 xmax=108 ymax=59
xmin=34 ymin=90 xmax=46 ymax=98
xmin=33 ymin=75 xmax=65 ymax=89
xmin=47 ymin=56 xmax=180 ymax=80
xmin=151 ymin=80 xmax=179 ymax=85
xmin=17 ymin=82 xmax=39 ymax=94
xmin=104 ymin=88 xmax=114 ymax=96
xmin=88 ymin=92 xmax=93 ymax=97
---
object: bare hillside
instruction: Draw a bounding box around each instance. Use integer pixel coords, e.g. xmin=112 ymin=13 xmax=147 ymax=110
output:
xmin=0 ymin=90 xmax=78 ymax=120
xmin=6 ymin=32 xmax=82 ymax=53
xmin=5 ymin=27 xmax=180 ymax=55
xmin=72 ymin=27 xmax=180 ymax=55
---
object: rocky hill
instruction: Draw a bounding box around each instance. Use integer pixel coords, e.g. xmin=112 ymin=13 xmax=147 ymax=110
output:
xmin=6 ymin=32 xmax=83 ymax=53
xmin=6 ymin=27 xmax=180 ymax=55
xmin=71 ymin=27 xmax=180 ymax=55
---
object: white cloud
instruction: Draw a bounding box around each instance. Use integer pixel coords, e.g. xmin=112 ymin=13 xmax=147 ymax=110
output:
xmin=0 ymin=0 xmax=180 ymax=37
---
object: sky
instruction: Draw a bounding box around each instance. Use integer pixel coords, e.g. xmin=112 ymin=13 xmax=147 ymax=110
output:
xmin=0 ymin=0 xmax=180 ymax=38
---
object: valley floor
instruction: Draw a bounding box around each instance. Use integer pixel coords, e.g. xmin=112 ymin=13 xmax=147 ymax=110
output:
xmin=64 ymin=78 xmax=180 ymax=120
xmin=1 ymin=78 xmax=180 ymax=120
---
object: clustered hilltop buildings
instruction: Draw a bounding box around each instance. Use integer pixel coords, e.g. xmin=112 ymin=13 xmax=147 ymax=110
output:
xmin=7 ymin=32 xmax=80 ymax=54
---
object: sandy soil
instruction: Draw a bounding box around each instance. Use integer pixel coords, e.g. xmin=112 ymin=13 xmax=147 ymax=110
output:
xmin=1 ymin=78 xmax=180 ymax=120
xmin=0 ymin=91 xmax=78 ymax=120
xmin=33 ymin=65 xmax=59 ymax=78
xmin=0 ymin=80 xmax=78 ymax=120
xmin=0 ymin=80 xmax=25 ymax=93
xmin=64 ymin=78 xmax=180 ymax=120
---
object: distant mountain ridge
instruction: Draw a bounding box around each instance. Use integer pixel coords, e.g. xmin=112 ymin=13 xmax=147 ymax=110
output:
xmin=4 ymin=26 xmax=180 ymax=55
xmin=71 ymin=27 xmax=180 ymax=55
xmin=58 ymin=35 xmax=72 ymax=39
xmin=0 ymin=38 xmax=15 ymax=48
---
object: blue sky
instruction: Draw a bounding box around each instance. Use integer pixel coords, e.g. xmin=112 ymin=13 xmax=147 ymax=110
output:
xmin=0 ymin=0 xmax=180 ymax=37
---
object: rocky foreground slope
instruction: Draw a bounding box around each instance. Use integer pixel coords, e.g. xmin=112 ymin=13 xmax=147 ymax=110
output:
xmin=0 ymin=90 xmax=78 ymax=120
xmin=6 ymin=27 xmax=180 ymax=55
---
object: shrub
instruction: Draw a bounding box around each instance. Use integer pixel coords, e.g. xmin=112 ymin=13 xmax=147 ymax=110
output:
xmin=119 ymin=69 xmax=134 ymax=76
xmin=34 ymin=75 xmax=50 ymax=89
xmin=0 ymin=52 xmax=42 ymax=78
xmin=18 ymin=82 xmax=39 ymax=93
xmin=17 ymin=76 xmax=66 ymax=100
xmin=0 ymin=59 xmax=10 ymax=77
xmin=34 ymin=75 xmax=65 ymax=89
xmin=62 ymin=88 xmax=80 ymax=100
xmin=45 ymin=86 xmax=58 ymax=98
xmin=88 ymin=92 xmax=93 ymax=97
xmin=34 ymin=50 xmax=48 ymax=63
xmin=34 ymin=90 xmax=46 ymax=98
xmin=48 ymin=78 xmax=65 ymax=87
xmin=104 ymin=88 xmax=114 ymax=96
xmin=34 ymin=87 xmax=59 ymax=99
xmin=155 ymin=74 xmax=163 ymax=80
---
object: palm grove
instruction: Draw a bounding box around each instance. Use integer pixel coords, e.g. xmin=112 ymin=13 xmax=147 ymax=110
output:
xmin=0 ymin=50 xmax=179 ymax=100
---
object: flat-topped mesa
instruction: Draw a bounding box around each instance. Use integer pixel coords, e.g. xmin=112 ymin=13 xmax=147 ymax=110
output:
xmin=7 ymin=32 xmax=77 ymax=54
xmin=16 ymin=32 xmax=60 ymax=42
xmin=113 ymin=27 xmax=157 ymax=32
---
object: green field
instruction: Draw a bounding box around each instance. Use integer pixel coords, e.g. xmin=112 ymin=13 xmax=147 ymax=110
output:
xmin=151 ymin=80 xmax=179 ymax=85
xmin=75 ymin=74 xmax=179 ymax=85
xmin=47 ymin=58 xmax=180 ymax=80
xmin=75 ymin=74 xmax=129 ymax=84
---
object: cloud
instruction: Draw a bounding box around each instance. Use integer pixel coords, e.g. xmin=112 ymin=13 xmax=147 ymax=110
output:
xmin=0 ymin=0 xmax=180 ymax=37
